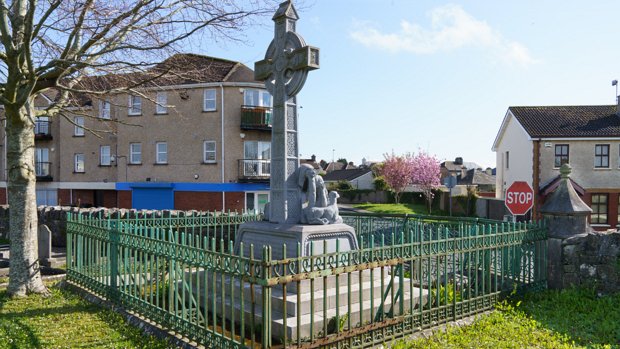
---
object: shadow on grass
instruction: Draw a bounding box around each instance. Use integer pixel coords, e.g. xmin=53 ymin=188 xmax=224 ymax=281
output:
xmin=517 ymin=288 xmax=620 ymax=348
xmin=0 ymin=283 xmax=170 ymax=349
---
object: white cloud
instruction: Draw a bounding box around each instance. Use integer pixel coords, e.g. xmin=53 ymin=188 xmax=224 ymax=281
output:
xmin=350 ymin=4 xmax=537 ymax=66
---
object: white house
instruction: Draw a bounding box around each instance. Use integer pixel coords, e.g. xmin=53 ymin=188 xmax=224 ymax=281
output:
xmin=492 ymin=104 xmax=620 ymax=229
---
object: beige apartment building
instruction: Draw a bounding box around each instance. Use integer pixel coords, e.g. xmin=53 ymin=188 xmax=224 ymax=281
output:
xmin=493 ymin=104 xmax=620 ymax=229
xmin=0 ymin=54 xmax=274 ymax=212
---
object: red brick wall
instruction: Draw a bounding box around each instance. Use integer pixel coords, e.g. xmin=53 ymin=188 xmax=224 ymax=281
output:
xmin=0 ymin=188 xmax=7 ymax=204
xmin=103 ymin=190 xmax=117 ymax=208
xmin=174 ymin=191 xmax=223 ymax=211
xmin=117 ymin=190 xmax=132 ymax=209
xmin=225 ymin=192 xmax=245 ymax=213
xmin=58 ymin=189 xmax=71 ymax=206
xmin=74 ymin=190 xmax=95 ymax=207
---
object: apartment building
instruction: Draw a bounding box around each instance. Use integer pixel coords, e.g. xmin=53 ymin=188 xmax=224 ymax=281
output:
xmin=0 ymin=54 xmax=274 ymax=212
xmin=492 ymin=104 xmax=620 ymax=229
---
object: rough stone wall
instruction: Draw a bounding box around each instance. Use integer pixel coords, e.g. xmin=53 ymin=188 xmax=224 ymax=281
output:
xmin=557 ymin=230 xmax=620 ymax=294
xmin=0 ymin=205 xmax=245 ymax=247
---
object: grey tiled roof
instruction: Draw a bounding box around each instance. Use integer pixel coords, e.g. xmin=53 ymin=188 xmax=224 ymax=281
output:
xmin=510 ymin=105 xmax=620 ymax=138
xmin=322 ymin=169 xmax=372 ymax=182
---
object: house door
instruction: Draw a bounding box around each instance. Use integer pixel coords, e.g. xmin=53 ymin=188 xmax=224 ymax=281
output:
xmin=245 ymin=192 xmax=269 ymax=214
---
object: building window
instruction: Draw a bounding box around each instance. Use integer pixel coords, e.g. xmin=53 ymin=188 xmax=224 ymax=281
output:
xmin=156 ymin=91 xmax=167 ymax=114
xmin=99 ymin=99 xmax=111 ymax=119
xmin=505 ymin=151 xmax=509 ymax=169
xmin=244 ymin=89 xmax=272 ymax=107
xmin=156 ymin=142 xmax=168 ymax=164
xmin=100 ymin=146 xmax=111 ymax=166
xmin=128 ymin=95 xmax=142 ymax=115
xmin=74 ymin=116 xmax=84 ymax=136
xmin=203 ymin=89 xmax=216 ymax=111
xmin=203 ymin=141 xmax=216 ymax=163
xmin=74 ymin=153 xmax=85 ymax=173
xmin=591 ymin=194 xmax=608 ymax=224
xmin=594 ymin=144 xmax=610 ymax=168
xmin=34 ymin=116 xmax=49 ymax=135
xmin=35 ymin=148 xmax=50 ymax=176
xmin=243 ymin=141 xmax=271 ymax=177
xmin=36 ymin=189 xmax=57 ymax=206
xmin=554 ymin=144 xmax=569 ymax=168
xmin=129 ymin=143 xmax=142 ymax=164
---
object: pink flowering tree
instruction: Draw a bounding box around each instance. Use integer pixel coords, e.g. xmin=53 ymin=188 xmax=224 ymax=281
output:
xmin=411 ymin=152 xmax=441 ymax=213
xmin=379 ymin=153 xmax=416 ymax=204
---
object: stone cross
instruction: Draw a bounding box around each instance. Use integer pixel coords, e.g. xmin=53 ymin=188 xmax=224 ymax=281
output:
xmin=255 ymin=1 xmax=319 ymax=224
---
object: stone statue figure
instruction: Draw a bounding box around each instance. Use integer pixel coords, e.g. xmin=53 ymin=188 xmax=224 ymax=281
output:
xmin=303 ymin=191 xmax=343 ymax=225
xmin=296 ymin=164 xmax=342 ymax=225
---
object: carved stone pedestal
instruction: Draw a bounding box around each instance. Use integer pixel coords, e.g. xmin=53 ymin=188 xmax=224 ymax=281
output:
xmin=234 ymin=221 xmax=358 ymax=261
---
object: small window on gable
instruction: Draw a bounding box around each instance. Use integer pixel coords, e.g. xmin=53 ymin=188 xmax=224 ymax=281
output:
xmin=204 ymin=141 xmax=216 ymax=163
xmin=156 ymin=92 xmax=167 ymax=114
xmin=74 ymin=117 xmax=85 ymax=136
xmin=203 ymin=89 xmax=216 ymax=111
xmin=99 ymin=100 xmax=111 ymax=119
xmin=128 ymin=95 xmax=142 ymax=115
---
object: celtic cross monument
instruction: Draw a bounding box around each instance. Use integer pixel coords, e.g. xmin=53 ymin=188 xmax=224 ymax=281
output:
xmin=255 ymin=0 xmax=319 ymax=224
xmin=235 ymin=0 xmax=358 ymax=262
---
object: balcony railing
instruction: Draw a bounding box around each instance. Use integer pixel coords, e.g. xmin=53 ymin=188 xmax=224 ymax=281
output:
xmin=240 ymin=105 xmax=272 ymax=130
xmin=238 ymin=159 xmax=270 ymax=181
xmin=35 ymin=161 xmax=52 ymax=180
xmin=34 ymin=120 xmax=52 ymax=139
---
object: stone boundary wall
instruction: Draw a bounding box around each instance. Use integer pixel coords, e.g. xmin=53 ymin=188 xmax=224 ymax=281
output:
xmin=549 ymin=230 xmax=620 ymax=294
xmin=0 ymin=206 xmax=244 ymax=247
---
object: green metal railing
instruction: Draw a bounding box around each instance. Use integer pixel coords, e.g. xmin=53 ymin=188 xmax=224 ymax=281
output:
xmin=66 ymin=211 xmax=546 ymax=348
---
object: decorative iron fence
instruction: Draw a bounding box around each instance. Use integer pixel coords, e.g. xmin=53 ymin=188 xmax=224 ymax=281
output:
xmin=66 ymin=211 xmax=546 ymax=348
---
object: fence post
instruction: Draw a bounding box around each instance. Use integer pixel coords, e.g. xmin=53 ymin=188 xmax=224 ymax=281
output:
xmin=109 ymin=219 xmax=119 ymax=302
xmin=539 ymin=164 xmax=591 ymax=289
xmin=261 ymin=246 xmax=272 ymax=349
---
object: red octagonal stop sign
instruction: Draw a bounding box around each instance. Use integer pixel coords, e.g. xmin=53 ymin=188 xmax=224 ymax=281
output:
xmin=505 ymin=181 xmax=534 ymax=215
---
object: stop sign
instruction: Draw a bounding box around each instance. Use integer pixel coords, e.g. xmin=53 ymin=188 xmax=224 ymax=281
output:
xmin=505 ymin=181 xmax=534 ymax=215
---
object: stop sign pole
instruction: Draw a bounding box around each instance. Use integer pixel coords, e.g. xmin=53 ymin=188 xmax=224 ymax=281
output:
xmin=505 ymin=181 xmax=534 ymax=216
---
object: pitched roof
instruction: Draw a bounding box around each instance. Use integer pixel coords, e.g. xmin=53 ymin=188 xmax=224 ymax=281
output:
xmin=322 ymin=168 xmax=372 ymax=182
xmin=457 ymin=169 xmax=495 ymax=186
xmin=509 ymin=105 xmax=620 ymax=138
xmin=78 ymin=54 xmax=256 ymax=91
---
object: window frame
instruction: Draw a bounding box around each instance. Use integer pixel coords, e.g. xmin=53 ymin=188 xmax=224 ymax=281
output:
xmin=594 ymin=144 xmax=610 ymax=168
xmin=155 ymin=142 xmax=168 ymax=164
xmin=128 ymin=95 xmax=142 ymax=115
xmin=100 ymin=145 xmax=111 ymax=166
xmin=156 ymin=91 xmax=167 ymax=114
xmin=591 ymin=193 xmax=608 ymax=224
xmin=243 ymin=89 xmax=272 ymax=107
xmin=129 ymin=143 xmax=142 ymax=164
xmin=554 ymin=144 xmax=569 ymax=168
xmin=99 ymin=99 xmax=111 ymax=119
xmin=203 ymin=141 xmax=216 ymax=163
xmin=74 ymin=116 xmax=85 ymax=136
xmin=203 ymin=89 xmax=216 ymax=112
xmin=74 ymin=153 xmax=85 ymax=173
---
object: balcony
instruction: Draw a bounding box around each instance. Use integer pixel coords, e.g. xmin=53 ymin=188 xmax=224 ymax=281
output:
xmin=238 ymin=159 xmax=270 ymax=182
xmin=35 ymin=161 xmax=52 ymax=181
xmin=240 ymin=106 xmax=272 ymax=131
xmin=34 ymin=120 xmax=52 ymax=140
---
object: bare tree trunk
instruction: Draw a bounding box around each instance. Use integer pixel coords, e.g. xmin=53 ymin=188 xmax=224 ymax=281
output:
xmin=6 ymin=104 xmax=48 ymax=296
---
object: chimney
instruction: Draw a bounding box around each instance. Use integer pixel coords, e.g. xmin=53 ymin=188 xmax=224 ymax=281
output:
xmin=311 ymin=154 xmax=316 ymax=162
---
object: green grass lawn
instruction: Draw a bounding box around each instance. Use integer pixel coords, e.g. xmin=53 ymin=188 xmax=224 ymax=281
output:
xmin=352 ymin=203 xmax=432 ymax=215
xmin=0 ymin=281 xmax=171 ymax=349
xmin=393 ymin=288 xmax=620 ymax=349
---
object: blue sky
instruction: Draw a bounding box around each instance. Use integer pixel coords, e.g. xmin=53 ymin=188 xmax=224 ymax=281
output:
xmin=192 ymin=1 xmax=620 ymax=168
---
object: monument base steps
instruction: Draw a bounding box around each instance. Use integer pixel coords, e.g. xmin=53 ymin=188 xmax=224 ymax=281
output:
xmin=187 ymin=269 xmax=428 ymax=341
